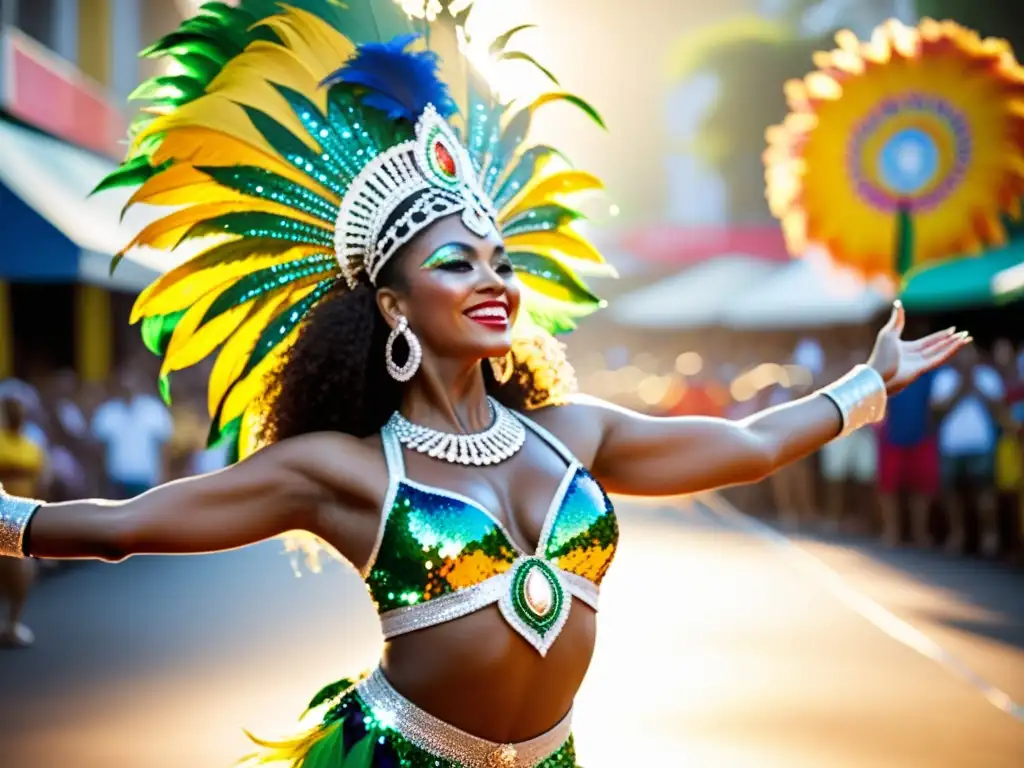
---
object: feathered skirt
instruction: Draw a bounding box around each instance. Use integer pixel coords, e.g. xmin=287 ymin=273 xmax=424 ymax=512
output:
xmin=245 ymin=666 xmax=580 ymax=768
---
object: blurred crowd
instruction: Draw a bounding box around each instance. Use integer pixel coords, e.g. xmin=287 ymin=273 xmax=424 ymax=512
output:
xmin=669 ymin=332 xmax=1024 ymax=563
xmin=0 ymin=358 xmax=226 ymax=647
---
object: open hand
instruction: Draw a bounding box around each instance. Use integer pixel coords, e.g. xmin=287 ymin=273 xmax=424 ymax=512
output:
xmin=867 ymin=301 xmax=971 ymax=396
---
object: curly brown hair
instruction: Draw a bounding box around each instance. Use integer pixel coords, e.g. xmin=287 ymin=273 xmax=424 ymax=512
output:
xmin=259 ymin=248 xmax=578 ymax=445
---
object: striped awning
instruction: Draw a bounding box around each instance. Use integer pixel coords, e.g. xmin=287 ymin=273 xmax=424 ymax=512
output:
xmin=0 ymin=117 xmax=194 ymax=291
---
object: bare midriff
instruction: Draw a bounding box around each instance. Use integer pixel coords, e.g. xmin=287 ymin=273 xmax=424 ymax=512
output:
xmin=381 ymin=603 xmax=596 ymax=743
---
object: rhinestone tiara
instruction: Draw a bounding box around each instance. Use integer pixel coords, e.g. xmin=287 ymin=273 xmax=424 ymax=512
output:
xmin=335 ymin=104 xmax=498 ymax=287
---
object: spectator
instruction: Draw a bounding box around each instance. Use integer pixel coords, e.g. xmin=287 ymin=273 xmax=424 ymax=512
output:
xmin=90 ymin=370 xmax=174 ymax=499
xmin=819 ymin=349 xmax=878 ymax=532
xmin=930 ymin=346 xmax=1004 ymax=556
xmin=0 ymin=397 xmax=46 ymax=647
xmin=877 ymin=368 xmax=939 ymax=547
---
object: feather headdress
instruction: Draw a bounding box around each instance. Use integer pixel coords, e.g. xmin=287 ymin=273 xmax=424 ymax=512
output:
xmin=99 ymin=0 xmax=612 ymax=466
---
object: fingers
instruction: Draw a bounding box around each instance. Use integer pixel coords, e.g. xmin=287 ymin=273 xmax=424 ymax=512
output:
xmin=922 ymin=331 xmax=972 ymax=368
xmin=910 ymin=326 xmax=957 ymax=352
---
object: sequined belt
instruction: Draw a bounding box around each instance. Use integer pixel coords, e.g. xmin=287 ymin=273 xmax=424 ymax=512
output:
xmin=356 ymin=667 xmax=573 ymax=767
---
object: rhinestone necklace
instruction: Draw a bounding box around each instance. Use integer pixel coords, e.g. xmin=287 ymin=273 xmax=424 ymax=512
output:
xmin=386 ymin=397 xmax=526 ymax=466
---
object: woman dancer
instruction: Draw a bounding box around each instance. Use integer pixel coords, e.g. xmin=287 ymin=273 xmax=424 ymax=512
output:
xmin=0 ymin=3 xmax=968 ymax=766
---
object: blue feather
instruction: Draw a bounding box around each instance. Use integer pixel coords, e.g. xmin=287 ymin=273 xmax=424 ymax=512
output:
xmin=320 ymin=34 xmax=456 ymax=122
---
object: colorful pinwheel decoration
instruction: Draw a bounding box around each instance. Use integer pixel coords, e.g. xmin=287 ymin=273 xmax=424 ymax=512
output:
xmin=765 ymin=18 xmax=1024 ymax=288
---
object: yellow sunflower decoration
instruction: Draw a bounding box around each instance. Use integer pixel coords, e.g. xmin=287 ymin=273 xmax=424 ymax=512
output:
xmin=765 ymin=18 xmax=1024 ymax=286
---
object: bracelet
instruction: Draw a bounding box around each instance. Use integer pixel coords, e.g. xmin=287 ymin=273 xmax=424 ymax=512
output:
xmin=0 ymin=490 xmax=43 ymax=558
xmin=819 ymin=364 xmax=888 ymax=439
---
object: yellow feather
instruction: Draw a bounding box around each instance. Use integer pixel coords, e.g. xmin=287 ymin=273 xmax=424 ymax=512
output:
xmin=168 ymin=268 xmax=325 ymax=379
xmin=219 ymin=327 xmax=300 ymax=428
xmin=131 ymin=244 xmax=326 ymax=322
xmin=205 ymin=45 xmax=324 ymax=145
xmin=163 ymin=300 xmax=257 ymax=374
xmin=218 ymin=281 xmax=321 ymax=427
xmin=518 ymin=273 xmax=597 ymax=308
xmin=207 ymin=292 xmax=294 ymax=418
xmin=159 ymin=288 xmax=233 ymax=379
xmin=133 ymin=93 xmax=279 ymax=160
xmin=150 ymin=128 xmax=338 ymax=203
xmin=132 ymin=261 xmax=233 ymax=323
xmin=256 ymin=8 xmax=355 ymax=81
xmin=126 ymin=164 xmax=237 ymax=209
xmin=505 ymin=229 xmax=607 ymax=265
xmin=120 ymin=200 xmax=329 ymax=253
xmin=500 ymin=171 xmax=604 ymax=219
xmin=238 ymin=400 xmax=269 ymax=461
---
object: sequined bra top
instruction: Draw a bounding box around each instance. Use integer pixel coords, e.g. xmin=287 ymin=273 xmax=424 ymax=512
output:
xmin=362 ymin=413 xmax=618 ymax=656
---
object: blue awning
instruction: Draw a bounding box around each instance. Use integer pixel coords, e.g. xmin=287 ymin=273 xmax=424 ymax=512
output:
xmin=0 ymin=118 xmax=193 ymax=291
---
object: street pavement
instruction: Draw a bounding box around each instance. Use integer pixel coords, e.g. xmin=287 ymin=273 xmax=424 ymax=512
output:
xmin=1 ymin=496 xmax=1022 ymax=768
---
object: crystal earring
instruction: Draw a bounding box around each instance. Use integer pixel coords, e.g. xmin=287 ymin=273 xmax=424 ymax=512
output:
xmin=385 ymin=315 xmax=422 ymax=382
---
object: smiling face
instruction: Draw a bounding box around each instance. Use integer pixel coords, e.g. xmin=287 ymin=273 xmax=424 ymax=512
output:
xmin=376 ymin=213 xmax=521 ymax=363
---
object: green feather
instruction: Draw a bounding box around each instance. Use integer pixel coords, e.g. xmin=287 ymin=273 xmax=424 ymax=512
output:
xmin=207 ymin=413 xmax=241 ymax=453
xmin=498 ymin=51 xmax=559 ymax=85
xmin=272 ymin=84 xmax=364 ymax=187
xmin=243 ymin=105 xmax=346 ymax=197
xmin=527 ymin=307 xmax=578 ymax=335
xmin=197 ymin=165 xmax=339 ymax=222
xmin=501 ymin=204 xmax=583 ymax=237
xmin=199 ymin=255 xmax=336 ymax=325
xmin=237 ymin=278 xmax=336 ymax=380
xmin=140 ymin=309 xmax=188 ymax=356
xmin=492 ymin=145 xmax=566 ymax=207
xmin=128 ymin=74 xmax=205 ymax=103
xmin=510 ymin=250 xmax=602 ymax=306
xmin=141 ymin=36 xmax=232 ymax=66
xmin=339 ymin=733 xmax=375 ymax=768
xmin=302 ymin=722 xmax=347 ymax=768
xmin=464 ymin=71 xmax=502 ymax=170
xmin=484 ymin=107 xmax=531 ymax=194
xmin=240 ymin=0 xmax=413 ymax=44
xmin=305 ymin=678 xmax=356 ymax=714
xmin=532 ymin=92 xmax=606 ymax=130
xmin=180 ymin=211 xmax=334 ymax=249
xmin=488 ymin=24 xmax=537 ymax=55
xmin=158 ymin=374 xmax=172 ymax=405
xmin=172 ymin=51 xmax=222 ymax=82
xmin=91 ymin=156 xmax=162 ymax=195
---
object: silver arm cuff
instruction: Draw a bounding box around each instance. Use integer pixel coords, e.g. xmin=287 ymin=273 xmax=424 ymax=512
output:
xmin=818 ymin=364 xmax=888 ymax=440
xmin=0 ymin=490 xmax=43 ymax=558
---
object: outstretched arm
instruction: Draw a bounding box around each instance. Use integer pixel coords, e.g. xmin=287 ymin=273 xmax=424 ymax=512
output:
xmin=11 ymin=432 xmax=377 ymax=563
xmin=585 ymin=304 xmax=969 ymax=497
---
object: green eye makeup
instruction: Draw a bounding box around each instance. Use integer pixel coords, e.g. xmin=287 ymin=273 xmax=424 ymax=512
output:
xmin=421 ymin=243 xmax=467 ymax=269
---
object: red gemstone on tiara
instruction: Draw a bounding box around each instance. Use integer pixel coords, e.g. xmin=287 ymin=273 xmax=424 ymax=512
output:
xmin=434 ymin=140 xmax=456 ymax=177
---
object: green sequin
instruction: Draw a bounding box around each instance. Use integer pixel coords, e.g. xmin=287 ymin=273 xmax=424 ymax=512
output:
xmin=199 ymin=165 xmax=339 ymax=222
xmin=509 ymin=559 xmax=564 ymax=635
xmin=509 ymin=251 xmax=602 ymax=307
xmin=200 ymin=254 xmax=336 ymax=325
xmin=367 ymin=483 xmax=518 ymax=613
xmin=484 ymin=108 xmax=531 ymax=196
xmin=183 ymin=211 xmax=334 ymax=248
xmin=492 ymin=146 xmax=564 ymax=210
xmin=244 ymin=105 xmax=347 ymax=197
xmin=543 ymin=469 xmax=619 ymax=585
xmin=237 ymin=277 xmax=335 ymax=378
xmin=501 ymin=204 xmax=582 ymax=238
